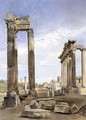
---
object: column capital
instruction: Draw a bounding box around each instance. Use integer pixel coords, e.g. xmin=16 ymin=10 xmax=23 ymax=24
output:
xmin=6 ymin=20 xmax=15 ymax=30
xmin=80 ymin=48 xmax=86 ymax=52
xmin=27 ymin=28 xmax=34 ymax=33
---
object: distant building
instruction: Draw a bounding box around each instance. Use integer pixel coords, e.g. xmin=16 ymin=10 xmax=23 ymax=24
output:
xmin=43 ymin=82 xmax=48 ymax=88
xmin=48 ymin=79 xmax=61 ymax=96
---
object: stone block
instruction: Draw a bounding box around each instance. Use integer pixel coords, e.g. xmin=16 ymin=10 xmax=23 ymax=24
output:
xmin=25 ymin=100 xmax=40 ymax=109
xmin=54 ymin=102 xmax=70 ymax=113
xmin=79 ymin=88 xmax=86 ymax=95
xmin=37 ymin=92 xmax=48 ymax=97
xmin=36 ymin=97 xmax=54 ymax=102
xmin=70 ymin=104 xmax=79 ymax=114
xmin=69 ymin=88 xmax=79 ymax=94
xmin=21 ymin=109 xmax=50 ymax=118
xmin=3 ymin=96 xmax=16 ymax=107
xmin=39 ymin=100 xmax=56 ymax=110
xmin=36 ymin=88 xmax=49 ymax=97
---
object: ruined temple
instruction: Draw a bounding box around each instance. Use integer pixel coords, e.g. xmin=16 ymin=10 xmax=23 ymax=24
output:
xmin=4 ymin=12 xmax=35 ymax=107
xmin=59 ymin=40 xmax=86 ymax=95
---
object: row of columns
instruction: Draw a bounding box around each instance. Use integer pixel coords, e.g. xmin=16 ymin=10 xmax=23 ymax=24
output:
xmin=61 ymin=51 xmax=76 ymax=88
xmin=61 ymin=48 xmax=86 ymax=89
xmin=7 ymin=21 xmax=35 ymax=94
xmin=81 ymin=48 xmax=86 ymax=87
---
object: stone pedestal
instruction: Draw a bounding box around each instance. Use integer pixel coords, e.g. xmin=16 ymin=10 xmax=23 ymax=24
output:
xmin=66 ymin=87 xmax=79 ymax=94
xmin=3 ymin=96 xmax=16 ymax=107
xmin=3 ymin=92 xmax=20 ymax=107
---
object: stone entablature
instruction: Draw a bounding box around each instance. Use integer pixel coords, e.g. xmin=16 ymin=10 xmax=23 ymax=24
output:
xmin=6 ymin=12 xmax=30 ymax=31
xmin=5 ymin=12 xmax=35 ymax=95
xmin=59 ymin=40 xmax=86 ymax=94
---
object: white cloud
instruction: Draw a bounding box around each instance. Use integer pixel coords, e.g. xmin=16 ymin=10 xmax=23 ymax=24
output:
xmin=35 ymin=27 xmax=86 ymax=67
xmin=0 ymin=26 xmax=86 ymax=81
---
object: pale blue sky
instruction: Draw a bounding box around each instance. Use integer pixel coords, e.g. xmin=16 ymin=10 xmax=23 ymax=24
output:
xmin=0 ymin=0 xmax=86 ymax=83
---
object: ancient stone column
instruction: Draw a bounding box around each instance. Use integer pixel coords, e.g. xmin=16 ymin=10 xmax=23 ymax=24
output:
xmin=14 ymin=32 xmax=19 ymax=94
xmin=6 ymin=20 xmax=15 ymax=92
xmin=27 ymin=29 xmax=35 ymax=92
xmin=67 ymin=56 xmax=70 ymax=86
xmin=64 ymin=59 xmax=67 ymax=87
xmin=69 ymin=51 xmax=76 ymax=87
xmin=72 ymin=51 xmax=76 ymax=87
xmin=68 ymin=55 xmax=72 ymax=87
xmin=61 ymin=60 xmax=67 ymax=87
xmin=61 ymin=61 xmax=65 ymax=93
xmin=81 ymin=48 xmax=86 ymax=87
xmin=61 ymin=62 xmax=64 ymax=86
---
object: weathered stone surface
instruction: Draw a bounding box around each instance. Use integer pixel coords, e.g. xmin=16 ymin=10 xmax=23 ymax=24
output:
xmin=70 ymin=104 xmax=80 ymax=114
xmin=54 ymin=102 xmax=70 ymax=113
xmin=79 ymin=105 xmax=86 ymax=116
xmin=37 ymin=92 xmax=49 ymax=97
xmin=39 ymin=100 xmax=56 ymax=110
xmin=15 ymin=95 xmax=20 ymax=105
xmin=36 ymin=88 xmax=49 ymax=97
xmin=3 ymin=96 xmax=16 ymax=107
xmin=36 ymin=97 xmax=54 ymax=102
xmin=25 ymin=100 xmax=40 ymax=109
xmin=21 ymin=109 xmax=50 ymax=118
xmin=79 ymin=88 xmax=86 ymax=95
xmin=6 ymin=13 xmax=35 ymax=102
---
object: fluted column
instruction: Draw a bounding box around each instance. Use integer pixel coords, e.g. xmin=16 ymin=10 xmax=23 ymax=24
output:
xmin=27 ymin=29 xmax=35 ymax=91
xmin=81 ymin=48 xmax=86 ymax=87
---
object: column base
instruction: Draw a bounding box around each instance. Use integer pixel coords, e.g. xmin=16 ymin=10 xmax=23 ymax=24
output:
xmin=66 ymin=86 xmax=79 ymax=94
xmin=3 ymin=96 xmax=16 ymax=107
xmin=79 ymin=87 xmax=86 ymax=95
xmin=29 ymin=90 xmax=36 ymax=96
xmin=3 ymin=92 xmax=20 ymax=108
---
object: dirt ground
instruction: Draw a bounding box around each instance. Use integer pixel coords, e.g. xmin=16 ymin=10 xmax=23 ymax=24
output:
xmin=0 ymin=94 xmax=86 ymax=120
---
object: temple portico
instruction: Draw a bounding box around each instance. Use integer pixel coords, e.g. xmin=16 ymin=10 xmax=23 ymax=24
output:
xmin=59 ymin=40 xmax=86 ymax=95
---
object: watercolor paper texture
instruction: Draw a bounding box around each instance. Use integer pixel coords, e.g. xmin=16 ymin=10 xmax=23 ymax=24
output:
xmin=0 ymin=0 xmax=86 ymax=120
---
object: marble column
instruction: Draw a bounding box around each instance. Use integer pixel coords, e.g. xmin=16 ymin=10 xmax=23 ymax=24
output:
xmin=81 ymin=48 xmax=86 ymax=87
xmin=7 ymin=21 xmax=15 ymax=92
xmin=27 ymin=29 xmax=35 ymax=91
